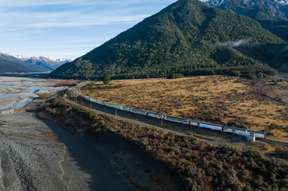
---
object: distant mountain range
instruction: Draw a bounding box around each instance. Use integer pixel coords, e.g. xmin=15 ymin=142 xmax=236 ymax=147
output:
xmin=0 ymin=53 xmax=68 ymax=74
xmin=0 ymin=53 xmax=46 ymax=74
xmin=52 ymin=0 xmax=288 ymax=80
xmin=19 ymin=56 xmax=69 ymax=71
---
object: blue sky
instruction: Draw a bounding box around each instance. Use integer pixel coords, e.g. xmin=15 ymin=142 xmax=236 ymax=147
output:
xmin=0 ymin=0 xmax=176 ymax=59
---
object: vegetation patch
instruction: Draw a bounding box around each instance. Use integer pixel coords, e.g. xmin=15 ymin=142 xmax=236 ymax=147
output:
xmin=81 ymin=76 xmax=288 ymax=142
xmin=45 ymin=97 xmax=288 ymax=191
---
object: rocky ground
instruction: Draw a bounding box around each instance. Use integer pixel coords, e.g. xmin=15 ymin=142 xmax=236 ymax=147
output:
xmin=0 ymin=112 xmax=90 ymax=191
xmin=0 ymin=110 xmax=181 ymax=191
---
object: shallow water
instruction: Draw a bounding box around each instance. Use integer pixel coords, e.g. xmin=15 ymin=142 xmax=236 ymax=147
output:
xmin=0 ymin=77 xmax=62 ymax=112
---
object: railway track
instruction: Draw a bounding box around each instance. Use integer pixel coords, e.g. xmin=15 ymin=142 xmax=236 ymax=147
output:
xmin=59 ymin=85 xmax=288 ymax=147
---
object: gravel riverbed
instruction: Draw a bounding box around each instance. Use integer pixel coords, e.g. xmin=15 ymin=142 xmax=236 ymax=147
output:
xmin=0 ymin=112 xmax=90 ymax=191
xmin=0 ymin=111 xmax=180 ymax=191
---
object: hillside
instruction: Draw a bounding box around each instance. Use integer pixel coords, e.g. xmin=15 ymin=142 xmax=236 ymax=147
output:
xmin=51 ymin=0 xmax=284 ymax=80
xmin=202 ymin=0 xmax=288 ymax=20
xmin=0 ymin=53 xmax=47 ymax=74
xmin=237 ymin=44 xmax=288 ymax=72
xmin=202 ymin=0 xmax=288 ymax=41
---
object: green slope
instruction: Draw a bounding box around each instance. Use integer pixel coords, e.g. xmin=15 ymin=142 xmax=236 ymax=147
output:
xmin=52 ymin=0 xmax=284 ymax=79
xmin=237 ymin=44 xmax=288 ymax=73
xmin=205 ymin=0 xmax=288 ymax=41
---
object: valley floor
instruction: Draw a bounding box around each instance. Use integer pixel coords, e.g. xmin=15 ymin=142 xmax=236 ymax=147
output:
xmin=81 ymin=75 xmax=288 ymax=142
xmin=0 ymin=76 xmax=287 ymax=191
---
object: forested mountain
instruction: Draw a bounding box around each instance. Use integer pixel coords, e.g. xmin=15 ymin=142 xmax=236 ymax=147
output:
xmin=0 ymin=53 xmax=47 ymax=74
xmin=52 ymin=0 xmax=286 ymax=80
xmin=237 ymin=44 xmax=288 ymax=72
xmin=202 ymin=0 xmax=288 ymax=20
xmin=201 ymin=0 xmax=288 ymax=41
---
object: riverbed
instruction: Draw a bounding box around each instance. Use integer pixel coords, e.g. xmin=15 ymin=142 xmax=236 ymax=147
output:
xmin=0 ymin=77 xmax=180 ymax=191
xmin=0 ymin=77 xmax=63 ymax=113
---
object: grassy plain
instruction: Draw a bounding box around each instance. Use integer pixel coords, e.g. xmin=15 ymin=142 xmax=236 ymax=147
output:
xmin=81 ymin=76 xmax=288 ymax=141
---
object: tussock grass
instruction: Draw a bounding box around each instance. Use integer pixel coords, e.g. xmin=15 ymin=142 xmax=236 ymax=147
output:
xmin=53 ymin=80 xmax=78 ymax=87
xmin=82 ymin=76 xmax=288 ymax=141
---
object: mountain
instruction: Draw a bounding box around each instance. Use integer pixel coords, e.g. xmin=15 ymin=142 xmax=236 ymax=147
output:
xmin=277 ymin=0 xmax=288 ymax=5
xmin=0 ymin=53 xmax=48 ymax=74
xmin=21 ymin=56 xmax=69 ymax=71
xmin=51 ymin=0 xmax=285 ymax=80
xmin=237 ymin=43 xmax=288 ymax=72
xmin=201 ymin=0 xmax=288 ymax=41
xmin=201 ymin=0 xmax=288 ymax=7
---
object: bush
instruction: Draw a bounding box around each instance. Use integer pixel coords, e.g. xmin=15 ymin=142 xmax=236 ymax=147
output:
xmin=167 ymin=72 xmax=184 ymax=79
xmin=102 ymin=73 xmax=112 ymax=85
xmin=47 ymin=98 xmax=288 ymax=191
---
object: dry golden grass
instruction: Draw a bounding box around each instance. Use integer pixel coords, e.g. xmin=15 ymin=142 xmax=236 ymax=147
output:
xmin=82 ymin=76 xmax=288 ymax=141
xmin=53 ymin=80 xmax=78 ymax=87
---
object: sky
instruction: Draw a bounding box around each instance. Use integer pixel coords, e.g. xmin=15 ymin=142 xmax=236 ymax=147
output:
xmin=0 ymin=0 xmax=176 ymax=60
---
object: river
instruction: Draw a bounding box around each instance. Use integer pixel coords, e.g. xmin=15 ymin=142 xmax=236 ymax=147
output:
xmin=0 ymin=77 xmax=179 ymax=191
xmin=0 ymin=77 xmax=62 ymax=113
xmin=0 ymin=77 xmax=136 ymax=191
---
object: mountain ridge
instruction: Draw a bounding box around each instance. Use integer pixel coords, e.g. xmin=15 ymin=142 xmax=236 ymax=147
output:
xmin=201 ymin=0 xmax=288 ymax=41
xmin=19 ymin=56 xmax=69 ymax=71
xmin=201 ymin=0 xmax=288 ymax=6
xmin=0 ymin=53 xmax=49 ymax=74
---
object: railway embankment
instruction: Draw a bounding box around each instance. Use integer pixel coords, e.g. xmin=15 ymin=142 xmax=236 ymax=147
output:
xmin=44 ymin=96 xmax=288 ymax=191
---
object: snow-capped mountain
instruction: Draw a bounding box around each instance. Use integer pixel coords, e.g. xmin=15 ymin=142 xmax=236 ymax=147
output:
xmin=200 ymin=0 xmax=225 ymax=6
xmin=18 ymin=56 xmax=69 ymax=71
xmin=0 ymin=53 xmax=48 ymax=74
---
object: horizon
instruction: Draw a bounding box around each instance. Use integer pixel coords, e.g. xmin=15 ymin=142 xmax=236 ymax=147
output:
xmin=0 ymin=0 xmax=176 ymax=60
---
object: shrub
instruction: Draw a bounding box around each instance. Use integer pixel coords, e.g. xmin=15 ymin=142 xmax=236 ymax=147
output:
xmin=102 ymin=73 xmax=112 ymax=85
xmin=46 ymin=97 xmax=288 ymax=191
